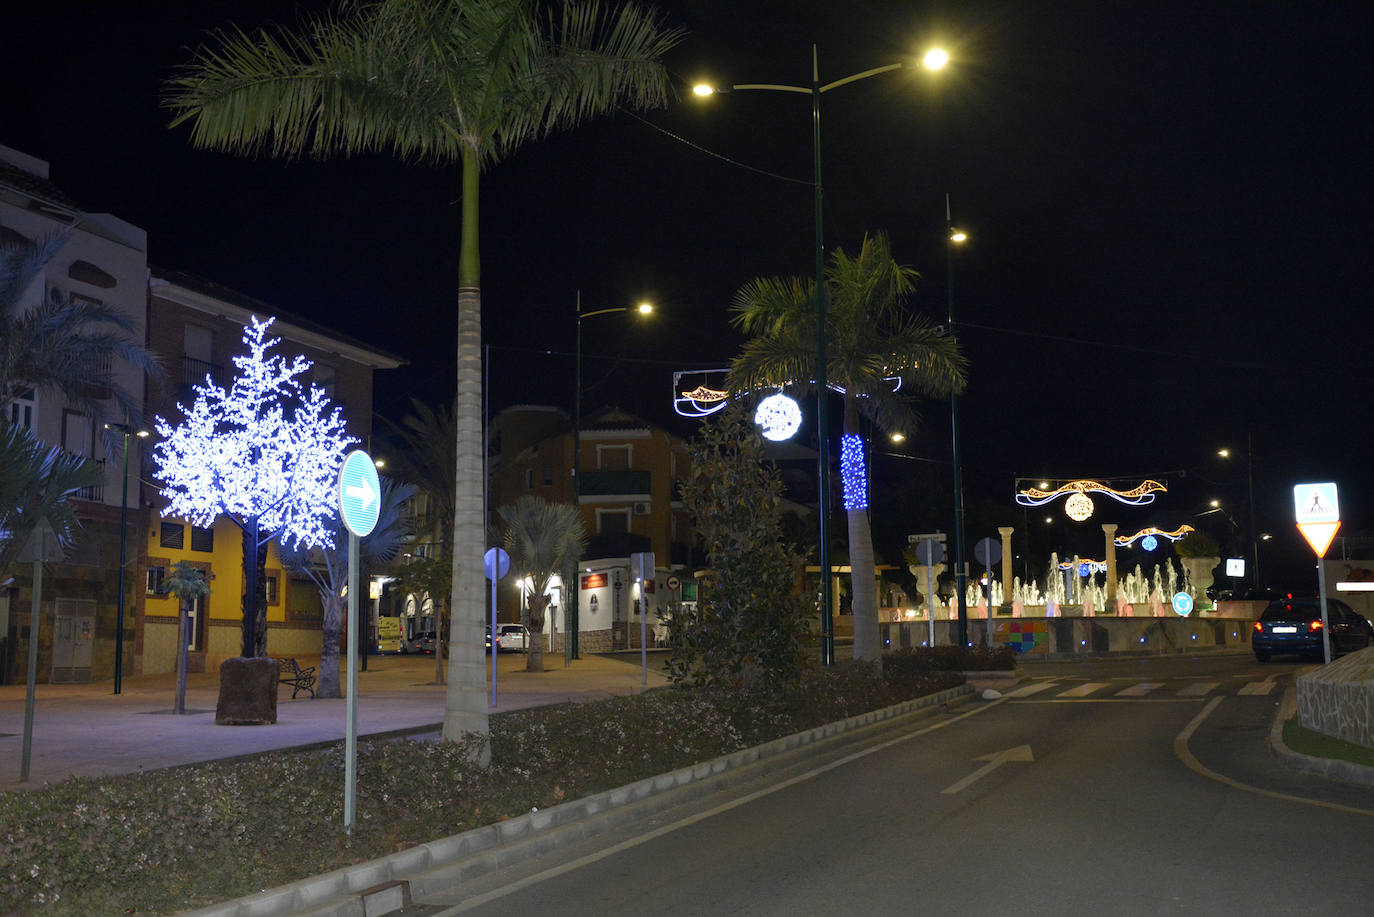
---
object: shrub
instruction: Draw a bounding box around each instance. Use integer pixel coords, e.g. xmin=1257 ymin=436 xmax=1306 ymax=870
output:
xmin=882 ymin=645 xmax=1016 ymax=677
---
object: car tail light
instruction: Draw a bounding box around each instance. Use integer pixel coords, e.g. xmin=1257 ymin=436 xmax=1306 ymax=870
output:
xmin=1252 ymin=621 xmax=1262 ymax=633
xmin=1309 ymin=620 xmax=1323 ymax=632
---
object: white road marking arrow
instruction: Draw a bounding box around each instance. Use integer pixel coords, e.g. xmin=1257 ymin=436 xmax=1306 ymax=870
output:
xmin=941 ymin=744 xmax=1034 ymax=795
xmin=345 ymin=478 xmax=377 ymax=510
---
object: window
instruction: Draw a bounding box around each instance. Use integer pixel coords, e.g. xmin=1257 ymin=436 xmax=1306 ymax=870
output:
xmin=314 ymin=363 xmax=337 ymax=399
xmin=62 ymin=410 xmax=93 ymax=457
xmin=160 ymin=522 xmax=185 ymax=549
xmin=8 ymin=388 xmax=34 ymax=432
xmin=190 ymin=525 xmax=214 ymax=553
xmin=598 ymin=444 xmax=631 ymax=470
xmin=543 ymin=458 xmax=553 ymax=487
xmin=524 ymin=468 xmax=534 ymax=491
xmin=145 ymin=566 xmax=167 ymax=596
xmin=598 ymin=509 xmax=630 ymax=535
xmin=264 ymin=572 xmax=280 ymax=606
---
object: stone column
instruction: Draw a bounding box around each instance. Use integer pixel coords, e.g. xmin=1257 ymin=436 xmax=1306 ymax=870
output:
xmin=1102 ymin=523 xmax=1118 ymax=614
xmin=998 ymin=526 xmax=1015 ymax=607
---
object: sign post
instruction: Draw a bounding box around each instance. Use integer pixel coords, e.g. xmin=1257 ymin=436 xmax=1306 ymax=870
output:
xmin=912 ymin=534 xmax=946 ymax=647
xmin=337 ymin=450 xmax=380 ymax=834
xmin=17 ymin=520 xmax=63 ymax=782
xmin=973 ymin=537 xmax=1001 ymax=647
xmin=1295 ymin=482 xmax=1340 ymax=664
xmin=631 ymin=551 xmax=654 ymax=685
xmin=484 ymin=547 xmax=510 ymax=706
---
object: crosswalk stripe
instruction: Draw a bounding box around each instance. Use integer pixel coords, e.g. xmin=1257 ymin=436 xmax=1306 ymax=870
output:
xmin=1115 ymin=682 xmax=1164 ymax=697
xmin=1237 ymin=682 xmax=1276 ymax=696
xmin=1006 ymin=681 xmax=1059 ymax=698
xmin=1057 ymin=682 xmax=1111 ymax=697
xmin=1177 ymin=682 xmax=1220 ymax=697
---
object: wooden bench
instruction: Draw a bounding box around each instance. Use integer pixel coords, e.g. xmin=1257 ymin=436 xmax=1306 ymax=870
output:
xmin=276 ymin=657 xmax=316 ymax=699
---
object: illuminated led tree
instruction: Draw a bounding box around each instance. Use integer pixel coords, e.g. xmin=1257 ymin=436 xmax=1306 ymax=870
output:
xmin=153 ymin=318 xmax=355 ymax=657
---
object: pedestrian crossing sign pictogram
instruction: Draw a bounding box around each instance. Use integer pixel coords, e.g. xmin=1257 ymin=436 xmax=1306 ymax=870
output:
xmin=1294 ymin=482 xmax=1340 ymax=557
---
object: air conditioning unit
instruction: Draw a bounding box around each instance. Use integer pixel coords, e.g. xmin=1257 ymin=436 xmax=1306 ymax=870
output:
xmin=633 ymin=502 xmax=650 ymax=516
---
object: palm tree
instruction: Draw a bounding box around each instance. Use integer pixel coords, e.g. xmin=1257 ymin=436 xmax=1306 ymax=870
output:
xmin=498 ymin=494 xmax=586 ymax=673
xmin=163 ymin=561 xmax=210 ymax=714
xmin=164 ymin=0 xmax=683 ymax=746
xmin=278 ymin=477 xmax=414 ymax=697
xmin=1 ymin=231 xmax=161 ymax=434
xmin=729 ymin=232 xmax=967 ymax=662
xmin=0 ymin=422 xmax=103 ymax=582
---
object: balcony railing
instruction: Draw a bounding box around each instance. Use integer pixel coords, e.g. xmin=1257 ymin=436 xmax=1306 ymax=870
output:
xmin=182 ymin=355 xmax=229 ymax=390
xmin=74 ymin=458 xmax=105 ymax=502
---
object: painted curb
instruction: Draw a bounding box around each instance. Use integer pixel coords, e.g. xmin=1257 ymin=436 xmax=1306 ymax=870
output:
xmin=1268 ymin=686 xmax=1374 ymax=788
xmin=182 ymin=683 xmax=974 ymax=917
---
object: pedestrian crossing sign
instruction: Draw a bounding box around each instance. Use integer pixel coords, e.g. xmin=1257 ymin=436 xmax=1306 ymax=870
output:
xmin=1294 ymin=482 xmax=1341 ymax=556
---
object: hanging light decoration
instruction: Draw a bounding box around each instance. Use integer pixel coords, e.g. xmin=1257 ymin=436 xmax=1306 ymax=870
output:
xmin=1113 ymin=524 xmax=1195 ymax=548
xmin=1016 ymin=478 xmax=1166 ymax=520
xmin=754 ymin=392 xmax=802 ymax=441
xmin=1065 ymin=493 xmax=1094 ymax=521
xmin=840 ymin=433 xmax=867 ymax=511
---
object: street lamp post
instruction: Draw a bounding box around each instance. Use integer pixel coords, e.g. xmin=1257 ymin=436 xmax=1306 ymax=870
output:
xmin=1217 ymin=434 xmax=1261 ymax=587
xmin=695 ymin=44 xmax=949 ymax=664
xmin=105 ymin=421 xmax=148 ymax=694
xmin=945 ymin=200 xmax=970 ymax=646
xmin=572 ymin=292 xmax=652 ymax=661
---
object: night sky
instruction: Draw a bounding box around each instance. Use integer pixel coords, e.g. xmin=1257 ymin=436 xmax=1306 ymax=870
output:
xmin=5 ymin=0 xmax=1371 ymax=589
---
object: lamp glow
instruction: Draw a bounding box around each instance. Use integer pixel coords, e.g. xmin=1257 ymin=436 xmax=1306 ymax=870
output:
xmin=693 ymin=83 xmax=715 ymax=96
xmin=754 ymin=393 xmax=802 ymax=442
xmin=923 ymin=48 xmax=950 ymax=70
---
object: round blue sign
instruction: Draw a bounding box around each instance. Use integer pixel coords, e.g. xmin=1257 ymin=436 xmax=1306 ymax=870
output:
xmin=1172 ymin=591 xmax=1194 ymax=616
xmin=484 ymin=547 xmax=510 ymax=581
xmin=338 ymin=450 xmax=381 ymax=537
xmin=1141 ymin=535 xmax=1158 ymax=552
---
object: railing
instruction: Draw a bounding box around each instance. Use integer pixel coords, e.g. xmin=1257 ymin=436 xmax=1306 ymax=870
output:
xmin=74 ymin=458 xmax=105 ymax=502
xmin=182 ymin=355 xmax=228 ymax=389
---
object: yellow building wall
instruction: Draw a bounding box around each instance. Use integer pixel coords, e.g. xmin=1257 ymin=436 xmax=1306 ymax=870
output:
xmin=139 ymin=516 xmax=323 ymax=673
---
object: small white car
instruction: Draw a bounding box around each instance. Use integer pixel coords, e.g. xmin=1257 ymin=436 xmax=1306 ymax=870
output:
xmin=495 ymin=624 xmax=531 ymax=652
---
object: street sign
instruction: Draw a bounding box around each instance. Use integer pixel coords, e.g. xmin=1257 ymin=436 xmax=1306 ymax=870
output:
xmin=909 ymin=531 xmax=947 ymax=544
xmin=1294 ymin=481 xmax=1340 ymax=557
xmin=973 ymin=537 xmax=1001 ymax=567
xmin=337 ymin=450 xmax=380 ymax=537
xmin=483 ymin=547 xmax=510 ymax=581
xmin=1226 ymin=558 xmax=1245 ymax=578
xmin=1172 ymin=592 xmax=1193 ymax=616
xmin=915 ymin=538 xmax=945 ymax=567
xmin=666 ymin=575 xmax=681 ymax=591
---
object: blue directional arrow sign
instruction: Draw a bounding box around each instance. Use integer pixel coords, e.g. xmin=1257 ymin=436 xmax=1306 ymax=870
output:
xmin=338 ymin=450 xmax=380 ymax=537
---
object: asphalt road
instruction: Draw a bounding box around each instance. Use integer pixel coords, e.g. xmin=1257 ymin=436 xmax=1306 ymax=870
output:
xmin=414 ymin=655 xmax=1374 ymax=916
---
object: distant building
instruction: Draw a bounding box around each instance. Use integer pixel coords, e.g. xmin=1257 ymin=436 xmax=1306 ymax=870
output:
xmin=0 ymin=143 xmax=403 ymax=684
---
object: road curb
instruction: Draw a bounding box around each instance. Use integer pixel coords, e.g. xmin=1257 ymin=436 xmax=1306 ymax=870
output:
xmin=1268 ymin=686 xmax=1374 ymax=787
xmin=182 ymin=683 xmax=974 ymax=917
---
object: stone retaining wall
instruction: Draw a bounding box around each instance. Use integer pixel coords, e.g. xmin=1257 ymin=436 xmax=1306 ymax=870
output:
xmin=1296 ymin=647 xmax=1374 ymax=749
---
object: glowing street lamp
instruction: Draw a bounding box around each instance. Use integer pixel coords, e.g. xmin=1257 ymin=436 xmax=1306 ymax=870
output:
xmin=695 ymin=44 xmax=950 ymax=664
xmin=571 ymin=293 xmax=653 ymax=659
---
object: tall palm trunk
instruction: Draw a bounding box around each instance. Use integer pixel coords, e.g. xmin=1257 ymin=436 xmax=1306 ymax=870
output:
xmin=442 ymin=146 xmax=491 ymax=753
xmin=318 ymin=595 xmax=344 ymax=698
xmin=174 ymin=598 xmax=191 ymax=714
xmin=844 ymin=396 xmax=880 ymax=661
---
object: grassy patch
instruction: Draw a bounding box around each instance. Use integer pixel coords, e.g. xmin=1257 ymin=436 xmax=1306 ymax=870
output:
xmin=1282 ymin=716 xmax=1374 ymax=768
xmin=0 ymin=662 xmax=962 ymax=915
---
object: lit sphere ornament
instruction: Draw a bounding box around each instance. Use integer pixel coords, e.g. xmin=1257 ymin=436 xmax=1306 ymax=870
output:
xmin=754 ymin=393 xmax=802 ymax=442
xmin=1065 ymin=492 xmax=1094 ymax=521
xmin=1141 ymin=534 xmax=1159 ymax=552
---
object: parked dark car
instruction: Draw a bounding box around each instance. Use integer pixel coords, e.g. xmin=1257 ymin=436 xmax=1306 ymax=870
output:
xmin=1252 ymin=597 xmax=1374 ymax=662
xmin=401 ymin=631 xmax=436 ymax=655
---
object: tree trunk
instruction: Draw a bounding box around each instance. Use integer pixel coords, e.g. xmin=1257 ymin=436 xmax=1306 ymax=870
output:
xmin=844 ymin=398 xmax=881 ymax=662
xmin=526 ymin=596 xmax=549 ymax=672
xmin=442 ymin=145 xmax=492 ymax=755
xmin=174 ymin=598 xmax=190 ymax=714
xmin=240 ymin=520 xmax=269 ymax=657
xmin=318 ymin=594 xmax=343 ymax=698
xmin=433 ymin=597 xmax=447 ymax=685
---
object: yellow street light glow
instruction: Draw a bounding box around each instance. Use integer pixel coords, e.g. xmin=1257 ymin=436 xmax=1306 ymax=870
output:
xmin=1217 ymin=448 xmax=1230 ymax=458
xmin=636 ymin=301 xmax=654 ymax=315
xmin=890 ymin=431 xmax=906 ymax=443
xmin=1210 ymin=499 xmax=1220 ymax=508
xmin=950 ymin=228 xmax=968 ymax=243
xmin=692 ymin=83 xmax=715 ymax=97
xmin=923 ymin=48 xmax=950 ymax=70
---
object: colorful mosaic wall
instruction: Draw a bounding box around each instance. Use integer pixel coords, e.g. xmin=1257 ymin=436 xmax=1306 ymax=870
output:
xmin=994 ymin=619 xmax=1049 ymax=655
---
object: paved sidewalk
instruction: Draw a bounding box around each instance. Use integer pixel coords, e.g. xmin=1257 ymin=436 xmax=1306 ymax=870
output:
xmin=0 ymin=652 xmax=668 ymax=790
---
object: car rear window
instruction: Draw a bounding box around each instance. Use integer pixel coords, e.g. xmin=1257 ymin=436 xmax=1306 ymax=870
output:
xmin=1260 ymin=603 xmax=1319 ymax=621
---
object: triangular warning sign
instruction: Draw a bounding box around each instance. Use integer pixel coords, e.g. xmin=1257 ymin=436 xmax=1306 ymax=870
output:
xmin=1297 ymin=521 xmax=1341 ymax=557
